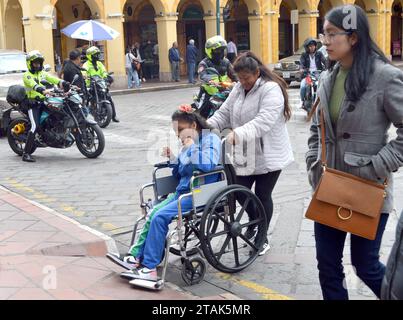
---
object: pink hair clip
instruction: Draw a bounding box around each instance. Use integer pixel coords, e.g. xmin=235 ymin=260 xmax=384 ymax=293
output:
xmin=178 ymin=104 xmax=193 ymax=114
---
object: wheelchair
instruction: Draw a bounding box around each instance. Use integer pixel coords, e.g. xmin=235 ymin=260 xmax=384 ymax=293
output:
xmin=106 ymin=142 xmax=268 ymax=290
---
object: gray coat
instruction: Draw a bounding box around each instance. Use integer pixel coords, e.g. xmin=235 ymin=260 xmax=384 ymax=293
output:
xmin=306 ymin=58 xmax=403 ymax=213
xmin=381 ymin=210 xmax=403 ymax=300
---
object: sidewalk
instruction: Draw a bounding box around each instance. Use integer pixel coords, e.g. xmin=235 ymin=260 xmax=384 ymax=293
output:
xmin=110 ymin=79 xmax=199 ymax=96
xmin=0 ymin=186 xmax=236 ymax=300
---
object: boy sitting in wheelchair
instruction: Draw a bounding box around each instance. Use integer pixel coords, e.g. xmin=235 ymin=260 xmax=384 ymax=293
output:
xmin=110 ymin=105 xmax=221 ymax=282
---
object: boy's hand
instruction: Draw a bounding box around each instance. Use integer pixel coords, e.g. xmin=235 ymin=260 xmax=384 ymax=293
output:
xmin=161 ymin=147 xmax=172 ymax=158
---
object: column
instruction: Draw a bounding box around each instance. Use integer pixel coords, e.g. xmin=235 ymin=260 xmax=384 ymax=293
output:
xmin=204 ymin=15 xmax=225 ymax=39
xmin=248 ymin=15 xmax=262 ymax=58
xmin=298 ymin=13 xmax=318 ymax=48
xmin=20 ymin=0 xmax=55 ymax=71
xmin=155 ymin=15 xmax=178 ymax=82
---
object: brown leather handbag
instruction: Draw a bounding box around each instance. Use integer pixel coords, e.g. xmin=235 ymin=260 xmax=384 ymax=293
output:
xmin=305 ymin=99 xmax=387 ymax=240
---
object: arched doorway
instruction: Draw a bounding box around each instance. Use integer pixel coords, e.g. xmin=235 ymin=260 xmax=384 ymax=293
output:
xmin=317 ymin=0 xmax=334 ymax=35
xmin=279 ymin=0 xmax=298 ymax=59
xmin=177 ymin=1 xmax=206 ymax=75
xmin=5 ymin=0 xmax=25 ymax=51
xmin=391 ymin=0 xmax=403 ymax=60
xmin=123 ymin=1 xmax=158 ymax=80
xmin=354 ymin=0 xmax=366 ymax=10
xmin=53 ymin=0 xmax=102 ymax=73
xmin=224 ymin=0 xmax=250 ymax=53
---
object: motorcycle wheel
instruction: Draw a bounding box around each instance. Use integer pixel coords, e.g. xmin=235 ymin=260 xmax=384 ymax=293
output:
xmin=76 ymin=124 xmax=105 ymax=159
xmin=94 ymin=102 xmax=112 ymax=129
xmin=7 ymin=118 xmax=37 ymax=156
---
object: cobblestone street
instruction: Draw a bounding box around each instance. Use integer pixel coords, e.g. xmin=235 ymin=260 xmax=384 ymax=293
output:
xmin=1 ymin=86 xmax=401 ymax=300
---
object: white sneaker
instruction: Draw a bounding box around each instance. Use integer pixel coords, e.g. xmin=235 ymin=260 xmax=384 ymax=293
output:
xmin=259 ymin=239 xmax=271 ymax=256
xmin=133 ymin=267 xmax=158 ymax=281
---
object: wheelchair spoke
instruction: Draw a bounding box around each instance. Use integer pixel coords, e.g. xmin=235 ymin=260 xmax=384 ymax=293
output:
xmin=240 ymin=218 xmax=262 ymax=228
xmin=238 ymin=233 xmax=259 ymax=251
xmin=207 ymin=229 xmax=229 ymax=240
xmin=215 ymin=213 xmax=231 ymax=227
xmin=215 ymin=235 xmax=232 ymax=261
xmin=232 ymin=236 xmax=240 ymax=267
xmin=236 ymin=197 xmax=251 ymax=222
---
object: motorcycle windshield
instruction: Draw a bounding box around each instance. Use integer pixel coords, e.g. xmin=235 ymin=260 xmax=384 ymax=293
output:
xmin=69 ymin=93 xmax=83 ymax=104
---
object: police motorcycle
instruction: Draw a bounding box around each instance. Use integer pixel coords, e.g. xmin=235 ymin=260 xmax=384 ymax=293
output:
xmin=4 ymin=74 xmax=105 ymax=159
xmin=87 ymin=72 xmax=115 ymax=129
xmin=191 ymin=68 xmax=234 ymax=119
xmin=301 ymin=71 xmax=321 ymax=115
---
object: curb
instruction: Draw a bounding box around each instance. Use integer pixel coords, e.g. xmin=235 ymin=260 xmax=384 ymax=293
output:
xmin=111 ymin=83 xmax=199 ymax=96
xmin=0 ymin=185 xmax=119 ymax=257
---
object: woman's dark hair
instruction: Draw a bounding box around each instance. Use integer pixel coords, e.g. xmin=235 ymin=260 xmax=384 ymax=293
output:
xmin=69 ymin=49 xmax=81 ymax=61
xmin=233 ymin=51 xmax=291 ymax=121
xmin=171 ymin=109 xmax=212 ymax=133
xmin=325 ymin=5 xmax=390 ymax=102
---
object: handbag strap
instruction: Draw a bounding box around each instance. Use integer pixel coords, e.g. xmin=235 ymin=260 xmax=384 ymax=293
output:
xmin=319 ymin=97 xmax=327 ymax=168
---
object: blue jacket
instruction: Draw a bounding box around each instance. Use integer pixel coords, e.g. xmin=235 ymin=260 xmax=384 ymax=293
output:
xmin=170 ymin=132 xmax=221 ymax=194
xmin=186 ymin=45 xmax=198 ymax=63
xmin=169 ymin=47 xmax=180 ymax=63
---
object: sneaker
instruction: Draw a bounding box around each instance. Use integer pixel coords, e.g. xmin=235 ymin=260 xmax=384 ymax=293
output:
xmin=120 ymin=267 xmax=141 ymax=280
xmin=258 ymin=239 xmax=271 ymax=256
xmin=123 ymin=256 xmax=141 ymax=269
xmin=131 ymin=267 xmax=158 ymax=282
xmin=244 ymin=225 xmax=257 ymax=240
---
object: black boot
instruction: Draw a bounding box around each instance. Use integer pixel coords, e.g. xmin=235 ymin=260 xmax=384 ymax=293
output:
xmin=111 ymin=101 xmax=120 ymax=123
xmin=22 ymin=131 xmax=36 ymax=163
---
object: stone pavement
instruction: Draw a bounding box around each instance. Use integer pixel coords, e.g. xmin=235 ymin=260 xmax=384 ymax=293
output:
xmin=0 ymin=185 xmax=239 ymax=300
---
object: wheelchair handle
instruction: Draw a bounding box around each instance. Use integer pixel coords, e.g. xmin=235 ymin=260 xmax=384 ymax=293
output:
xmin=154 ymin=161 xmax=170 ymax=168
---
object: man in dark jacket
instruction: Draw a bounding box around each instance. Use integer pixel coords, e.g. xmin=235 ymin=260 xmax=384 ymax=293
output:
xmin=299 ymin=38 xmax=326 ymax=106
xmin=381 ymin=210 xmax=403 ymax=300
xmin=63 ymin=49 xmax=88 ymax=101
xmin=186 ymin=39 xmax=198 ymax=84
xmin=169 ymin=42 xmax=182 ymax=82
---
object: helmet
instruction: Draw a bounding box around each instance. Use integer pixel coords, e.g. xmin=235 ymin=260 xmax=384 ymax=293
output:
xmin=86 ymin=46 xmax=101 ymax=62
xmin=205 ymin=35 xmax=227 ymax=59
xmin=26 ymin=50 xmax=44 ymax=73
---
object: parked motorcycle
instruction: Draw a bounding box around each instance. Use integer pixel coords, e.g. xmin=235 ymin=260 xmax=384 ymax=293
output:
xmin=87 ymin=72 xmax=115 ymax=128
xmin=4 ymin=75 xmax=105 ymax=159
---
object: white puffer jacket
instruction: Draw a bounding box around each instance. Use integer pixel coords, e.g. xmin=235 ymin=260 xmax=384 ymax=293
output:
xmin=207 ymin=77 xmax=294 ymax=175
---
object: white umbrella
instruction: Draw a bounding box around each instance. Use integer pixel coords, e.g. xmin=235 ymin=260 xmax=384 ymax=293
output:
xmin=61 ymin=20 xmax=119 ymax=41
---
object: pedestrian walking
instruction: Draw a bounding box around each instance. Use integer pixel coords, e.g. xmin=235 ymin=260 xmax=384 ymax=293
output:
xmin=125 ymin=47 xmax=140 ymax=89
xmin=227 ymin=38 xmax=238 ymax=63
xmin=207 ymin=51 xmax=294 ymax=255
xmin=186 ymin=39 xmax=198 ymax=84
xmin=169 ymin=42 xmax=182 ymax=82
xmin=306 ymin=5 xmax=403 ymax=300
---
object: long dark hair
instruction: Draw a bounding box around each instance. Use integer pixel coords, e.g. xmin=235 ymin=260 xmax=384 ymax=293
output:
xmin=171 ymin=109 xmax=212 ymax=133
xmin=233 ymin=51 xmax=291 ymax=121
xmin=325 ymin=5 xmax=389 ymax=102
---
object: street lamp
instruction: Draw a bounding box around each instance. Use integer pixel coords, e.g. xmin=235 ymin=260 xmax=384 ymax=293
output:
xmin=216 ymin=0 xmax=221 ymax=35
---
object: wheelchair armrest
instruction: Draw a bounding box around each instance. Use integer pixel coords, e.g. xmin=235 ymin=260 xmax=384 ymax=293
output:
xmin=154 ymin=161 xmax=170 ymax=169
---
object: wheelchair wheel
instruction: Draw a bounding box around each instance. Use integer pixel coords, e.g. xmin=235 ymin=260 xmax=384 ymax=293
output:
xmin=200 ymin=184 xmax=267 ymax=273
xmin=181 ymin=256 xmax=206 ymax=286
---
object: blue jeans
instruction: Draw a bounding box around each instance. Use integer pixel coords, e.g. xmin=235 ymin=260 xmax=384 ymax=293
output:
xmin=314 ymin=213 xmax=389 ymax=300
xmin=187 ymin=62 xmax=196 ymax=83
xmin=135 ymin=193 xmax=193 ymax=269
xmin=300 ymin=78 xmax=307 ymax=101
xmin=127 ymin=67 xmax=140 ymax=88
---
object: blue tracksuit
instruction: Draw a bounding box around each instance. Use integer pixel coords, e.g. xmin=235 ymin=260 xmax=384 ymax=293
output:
xmin=136 ymin=132 xmax=221 ymax=269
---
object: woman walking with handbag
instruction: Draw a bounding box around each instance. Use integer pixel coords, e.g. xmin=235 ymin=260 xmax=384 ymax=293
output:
xmin=306 ymin=5 xmax=403 ymax=300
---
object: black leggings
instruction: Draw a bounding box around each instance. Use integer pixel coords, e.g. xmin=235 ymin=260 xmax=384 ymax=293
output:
xmin=236 ymin=170 xmax=281 ymax=227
